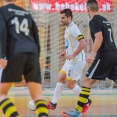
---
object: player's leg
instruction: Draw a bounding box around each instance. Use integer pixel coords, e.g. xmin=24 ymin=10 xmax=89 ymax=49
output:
xmin=107 ymin=59 xmax=117 ymax=85
xmin=24 ymin=53 xmax=48 ymax=117
xmin=47 ymin=61 xmax=67 ymax=110
xmin=66 ymin=80 xmax=81 ymax=96
xmin=75 ymin=58 xmax=116 ymax=113
xmin=50 ymin=72 xmax=66 ymax=104
xmin=64 ymin=61 xmax=91 ymax=113
xmin=0 ymin=54 xmax=24 ymax=117
xmin=62 ymin=58 xmax=116 ymax=117
xmin=47 ymin=72 xmax=65 ymax=110
xmin=0 ymin=83 xmax=21 ymax=117
xmin=27 ymin=82 xmax=48 ymax=116
xmin=66 ymin=61 xmax=86 ymax=96
xmin=75 ymin=77 xmax=96 ymax=113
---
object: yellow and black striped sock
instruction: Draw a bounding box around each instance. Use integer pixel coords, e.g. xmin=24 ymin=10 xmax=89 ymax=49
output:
xmin=35 ymin=100 xmax=48 ymax=117
xmin=0 ymin=98 xmax=20 ymax=117
xmin=76 ymin=86 xmax=91 ymax=112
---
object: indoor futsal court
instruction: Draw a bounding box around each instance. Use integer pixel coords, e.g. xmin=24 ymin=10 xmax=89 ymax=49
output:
xmin=0 ymin=86 xmax=117 ymax=117
xmin=0 ymin=0 xmax=117 ymax=117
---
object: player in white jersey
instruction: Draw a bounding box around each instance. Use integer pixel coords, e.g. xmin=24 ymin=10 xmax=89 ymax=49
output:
xmin=63 ymin=21 xmax=86 ymax=81
xmin=46 ymin=8 xmax=92 ymax=113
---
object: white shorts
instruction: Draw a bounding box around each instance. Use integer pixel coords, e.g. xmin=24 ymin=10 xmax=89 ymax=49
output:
xmin=60 ymin=60 xmax=86 ymax=81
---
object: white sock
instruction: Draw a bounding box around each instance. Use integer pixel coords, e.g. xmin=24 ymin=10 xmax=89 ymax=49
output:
xmin=51 ymin=82 xmax=64 ymax=104
xmin=72 ymin=84 xmax=81 ymax=96
xmin=72 ymin=84 xmax=88 ymax=103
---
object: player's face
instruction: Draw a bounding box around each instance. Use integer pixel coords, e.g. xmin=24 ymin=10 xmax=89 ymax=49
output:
xmin=60 ymin=13 xmax=69 ymax=26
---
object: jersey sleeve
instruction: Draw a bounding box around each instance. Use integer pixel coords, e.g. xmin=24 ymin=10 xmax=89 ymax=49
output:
xmin=89 ymin=20 xmax=101 ymax=34
xmin=70 ymin=25 xmax=84 ymax=41
xmin=0 ymin=11 xmax=7 ymax=58
xmin=32 ymin=19 xmax=40 ymax=57
xmin=70 ymin=25 xmax=81 ymax=38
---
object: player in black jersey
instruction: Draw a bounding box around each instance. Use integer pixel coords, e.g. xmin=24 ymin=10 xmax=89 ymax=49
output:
xmin=0 ymin=0 xmax=48 ymax=117
xmin=61 ymin=0 xmax=117 ymax=117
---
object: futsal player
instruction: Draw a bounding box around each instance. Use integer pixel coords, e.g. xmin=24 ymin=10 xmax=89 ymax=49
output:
xmin=46 ymin=8 xmax=92 ymax=113
xmin=0 ymin=0 xmax=48 ymax=117
xmin=61 ymin=0 xmax=117 ymax=117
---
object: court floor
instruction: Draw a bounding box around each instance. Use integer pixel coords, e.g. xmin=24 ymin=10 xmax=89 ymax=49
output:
xmin=0 ymin=87 xmax=117 ymax=117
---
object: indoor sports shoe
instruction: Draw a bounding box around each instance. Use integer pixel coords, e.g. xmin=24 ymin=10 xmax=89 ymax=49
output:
xmin=46 ymin=101 xmax=57 ymax=110
xmin=61 ymin=109 xmax=81 ymax=117
xmin=82 ymin=99 xmax=92 ymax=113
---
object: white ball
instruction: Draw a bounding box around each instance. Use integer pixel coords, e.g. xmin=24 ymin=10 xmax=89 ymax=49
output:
xmin=28 ymin=100 xmax=36 ymax=111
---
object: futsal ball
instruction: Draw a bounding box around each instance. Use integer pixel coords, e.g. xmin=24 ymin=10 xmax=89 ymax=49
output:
xmin=28 ymin=100 xmax=36 ymax=111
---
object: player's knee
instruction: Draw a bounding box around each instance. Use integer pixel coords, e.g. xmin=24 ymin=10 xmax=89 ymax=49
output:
xmin=66 ymin=81 xmax=76 ymax=89
xmin=82 ymin=77 xmax=95 ymax=88
xmin=57 ymin=76 xmax=65 ymax=83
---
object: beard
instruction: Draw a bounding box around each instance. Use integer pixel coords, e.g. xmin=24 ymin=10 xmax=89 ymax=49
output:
xmin=62 ymin=21 xmax=69 ymax=26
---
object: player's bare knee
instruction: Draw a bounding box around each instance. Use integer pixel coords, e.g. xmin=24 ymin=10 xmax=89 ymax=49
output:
xmin=66 ymin=80 xmax=76 ymax=89
xmin=57 ymin=73 xmax=66 ymax=83
xmin=82 ymin=77 xmax=96 ymax=88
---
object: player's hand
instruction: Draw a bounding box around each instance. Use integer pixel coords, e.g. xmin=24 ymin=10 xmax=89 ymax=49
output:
xmin=66 ymin=55 xmax=75 ymax=60
xmin=0 ymin=59 xmax=8 ymax=69
xmin=86 ymin=54 xmax=94 ymax=63
xmin=60 ymin=51 xmax=66 ymax=58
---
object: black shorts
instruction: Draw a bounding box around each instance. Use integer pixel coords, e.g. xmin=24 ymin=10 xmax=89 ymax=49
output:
xmin=0 ymin=53 xmax=41 ymax=83
xmin=86 ymin=58 xmax=117 ymax=81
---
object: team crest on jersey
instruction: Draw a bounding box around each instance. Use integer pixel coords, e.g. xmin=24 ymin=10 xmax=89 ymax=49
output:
xmin=65 ymin=39 xmax=69 ymax=49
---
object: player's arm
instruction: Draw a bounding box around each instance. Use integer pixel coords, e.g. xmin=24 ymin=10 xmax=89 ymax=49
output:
xmin=90 ymin=32 xmax=103 ymax=56
xmin=71 ymin=26 xmax=86 ymax=57
xmin=0 ymin=11 xmax=8 ymax=69
xmin=86 ymin=20 xmax=103 ymax=63
xmin=32 ymin=19 xmax=40 ymax=57
xmin=66 ymin=26 xmax=86 ymax=60
xmin=60 ymin=50 xmax=66 ymax=58
xmin=73 ymin=35 xmax=86 ymax=57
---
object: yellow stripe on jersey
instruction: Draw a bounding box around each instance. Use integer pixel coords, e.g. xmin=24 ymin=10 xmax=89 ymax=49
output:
xmin=76 ymin=35 xmax=84 ymax=41
xmin=60 ymin=70 xmax=66 ymax=74
xmin=66 ymin=77 xmax=72 ymax=80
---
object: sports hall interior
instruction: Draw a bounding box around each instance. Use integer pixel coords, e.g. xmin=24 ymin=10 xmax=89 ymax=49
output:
xmin=0 ymin=0 xmax=117 ymax=117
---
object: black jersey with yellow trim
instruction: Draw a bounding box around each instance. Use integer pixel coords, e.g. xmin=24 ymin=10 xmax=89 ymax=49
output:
xmin=89 ymin=15 xmax=117 ymax=57
xmin=0 ymin=4 xmax=40 ymax=58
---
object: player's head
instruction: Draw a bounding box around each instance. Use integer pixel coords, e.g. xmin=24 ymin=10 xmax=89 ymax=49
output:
xmin=60 ymin=9 xmax=73 ymax=26
xmin=86 ymin=0 xmax=99 ymax=18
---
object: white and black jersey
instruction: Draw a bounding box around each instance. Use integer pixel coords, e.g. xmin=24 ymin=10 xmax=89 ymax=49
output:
xmin=0 ymin=4 xmax=40 ymax=58
xmin=89 ymin=15 xmax=117 ymax=58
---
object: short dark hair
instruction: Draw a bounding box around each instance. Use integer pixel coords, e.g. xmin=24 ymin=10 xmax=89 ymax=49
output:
xmin=60 ymin=9 xmax=73 ymax=19
xmin=87 ymin=0 xmax=99 ymax=12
